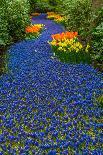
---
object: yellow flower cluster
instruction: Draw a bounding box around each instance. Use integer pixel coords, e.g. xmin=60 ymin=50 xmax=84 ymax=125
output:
xmin=54 ymin=16 xmax=65 ymax=23
xmin=47 ymin=12 xmax=55 ymax=16
xmin=50 ymin=38 xmax=83 ymax=53
xmin=47 ymin=12 xmax=65 ymax=23
xmin=34 ymin=24 xmax=44 ymax=29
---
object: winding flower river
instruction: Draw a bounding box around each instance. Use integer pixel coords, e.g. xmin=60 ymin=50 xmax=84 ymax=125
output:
xmin=0 ymin=14 xmax=103 ymax=154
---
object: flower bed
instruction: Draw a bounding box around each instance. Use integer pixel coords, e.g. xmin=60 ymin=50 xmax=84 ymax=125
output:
xmin=47 ymin=12 xmax=66 ymax=25
xmin=25 ymin=24 xmax=45 ymax=39
xmin=31 ymin=13 xmax=40 ymax=16
xmin=30 ymin=13 xmax=40 ymax=19
xmin=0 ymin=13 xmax=102 ymax=155
xmin=49 ymin=32 xmax=91 ymax=64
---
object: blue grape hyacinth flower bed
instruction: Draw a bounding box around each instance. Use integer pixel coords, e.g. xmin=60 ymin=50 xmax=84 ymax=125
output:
xmin=0 ymin=14 xmax=103 ymax=154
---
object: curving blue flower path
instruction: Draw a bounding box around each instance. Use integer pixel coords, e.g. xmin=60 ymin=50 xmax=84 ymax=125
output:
xmin=0 ymin=14 xmax=103 ymax=154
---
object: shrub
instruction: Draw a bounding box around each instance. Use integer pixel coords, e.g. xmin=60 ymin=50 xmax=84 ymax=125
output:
xmin=89 ymin=7 xmax=103 ymax=71
xmin=91 ymin=22 xmax=103 ymax=63
xmin=0 ymin=18 xmax=11 ymax=48
xmin=48 ymin=0 xmax=57 ymax=6
xmin=92 ymin=6 xmax=103 ymax=27
xmin=29 ymin=0 xmax=37 ymax=13
xmin=48 ymin=0 xmax=102 ymax=69
xmin=55 ymin=0 xmax=63 ymax=13
xmin=55 ymin=0 xmax=93 ymax=39
xmin=0 ymin=0 xmax=11 ymax=47
xmin=35 ymin=0 xmax=55 ymax=13
xmin=6 ymin=0 xmax=31 ymax=42
xmin=0 ymin=0 xmax=31 ymax=48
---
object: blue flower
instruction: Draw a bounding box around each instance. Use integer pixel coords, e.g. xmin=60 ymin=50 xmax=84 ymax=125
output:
xmin=48 ymin=150 xmax=56 ymax=155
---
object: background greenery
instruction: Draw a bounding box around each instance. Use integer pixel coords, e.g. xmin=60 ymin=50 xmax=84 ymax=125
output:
xmin=0 ymin=0 xmax=30 ymax=48
xmin=29 ymin=0 xmax=56 ymax=13
xmin=91 ymin=8 xmax=103 ymax=67
xmin=0 ymin=0 xmax=11 ymax=47
xmin=54 ymin=0 xmax=103 ymax=69
xmin=7 ymin=0 xmax=30 ymax=42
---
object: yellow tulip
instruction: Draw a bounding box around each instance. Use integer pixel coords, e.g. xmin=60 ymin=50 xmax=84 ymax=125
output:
xmin=50 ymin=41 xmax=57 ymax=46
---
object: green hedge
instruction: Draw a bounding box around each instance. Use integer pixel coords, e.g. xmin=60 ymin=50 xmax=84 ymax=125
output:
xmin=29 ymin=0 xmax=37 ymax=13
xmin=36 ymin=1 xmax=55 ymax=13
xmin=0 ymin=0 xmax=30 ymax=48
xmin=30 ymin=0 xmax=55 ymax=13
xmin=7 ymin=0 xmax=30 ymax=42
xmin=54 ymin=0 xmax=103 ymax=69
xmin=0 ymin=0 xmax=11 ymax=46
xmin=56 ymin=0 xmax=92 ymax=38
xmin=91 ymin=22 xmax=103 ymax=63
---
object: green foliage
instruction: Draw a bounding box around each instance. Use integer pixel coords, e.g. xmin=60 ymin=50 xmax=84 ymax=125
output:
xmin=29 ymin=0 xmax=37 ymax=13
xmin=34 ymin=0 xmax=55 ymax=13
xmin=7 ymin=0 xmax=30 ymax=42
xmin=0 ymin=0 xmax=30 ymax=47
xmin=56 ymin=0 xmax=92 ymax=38
xmin=54 ymin=0 xmax=103 ymax=69
xmin=48 ymin=0 xmax=57 ymax=6
xmin=0 ymin=0 xmax=11 ymax=46
xmin=52 ymin=49 xmax=91 ymax=64
xmin=0 ymin=18 xmax=10 ymax=46
xmin=92 ymin=7 xmax=103 ymax=28
xmin=90 ymin=7 xmax=103 ymax=64
xmin=55 ymin=0 xmax=64 ymax=14
xmin=91 ymin=22 xmax=103 ymax=63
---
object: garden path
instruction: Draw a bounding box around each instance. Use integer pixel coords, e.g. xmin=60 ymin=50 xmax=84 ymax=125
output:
xmin=0 ymin=14 xmax=103 ymax=154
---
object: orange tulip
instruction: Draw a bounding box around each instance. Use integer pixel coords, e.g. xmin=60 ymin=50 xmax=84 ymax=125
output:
xmin=25 ymin=25 xmax=41 ymax=33
xmin=51 ymin=32 xmax=78 ymax=41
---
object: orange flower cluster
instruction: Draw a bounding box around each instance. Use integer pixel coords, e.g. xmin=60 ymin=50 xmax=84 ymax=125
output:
xmin=51 ymin=32 xmax=78 ymax=41
xmin=25 ymin=24 xmax=43 ymax=33
xmin=31 ymin=13 xmax=40 ymax=16
xmin=47 ymin=12 xmax=65 ymax=23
